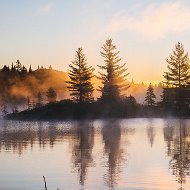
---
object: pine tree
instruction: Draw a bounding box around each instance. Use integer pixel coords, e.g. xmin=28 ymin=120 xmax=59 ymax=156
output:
xmin=144 ymin=83 xmax=156 ymax=106
xmin=1 ymin=65 xmax=10 ymax=73
xmin=21 ymin=65 xmax=27 ymax=75
xmin=163 ymin=42 xmax=190 ymax=88
xmin=67 ymin=48 xmax=94 ymax=103
xmin=11 ymin=62 xmax=14 ymax=71
xmin=36 ymin=91 xmax=43 ymax=107
xmin=162 ymin=42 xmax=190 ymax=114
xmin=11 ymin=63 xmax=16 ymax=73
xmin=46 ymin=87 xmax=57 ymax=103
xmin=98 ymin=39 xmax=129 ymax=103
xmin=15 ymin=60 xmax=22 ymax=72
xmin=29 ymin=65 xmax=32 ymax=73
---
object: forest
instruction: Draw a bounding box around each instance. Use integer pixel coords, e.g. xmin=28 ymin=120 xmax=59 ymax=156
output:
xmin=3 ymin=39 xmax=190 ymax=119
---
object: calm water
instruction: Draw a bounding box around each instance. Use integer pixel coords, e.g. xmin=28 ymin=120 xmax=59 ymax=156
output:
xmin=0 ymin=118 xmax=190 ymax=190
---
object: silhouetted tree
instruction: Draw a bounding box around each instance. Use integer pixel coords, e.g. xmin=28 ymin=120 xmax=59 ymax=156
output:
xmin=1 ymin=65 xmax=10 ymax=73
xmin=124 ymin=95 xmax=137 ymax=105
xmin=15 ymin=60 xmax=22 ymax=72
xmin=98 ymin=39 xmax=129 ymax=103
xmin=46 ymin=87 xmax=57 ymax=103
xmin=163 ymin=42 xmax=190 ymax=88
xmin=144 ymin=83 xmax=156 ymax=106
xmin=11 ymin=62 xmax=14 ymax=71
xmin=10 ymin=63 xmax=16 ymax=73
xmin=29 ymin=65 xmax=32 ymax=73
xmin=27 ymin=96 xmax=33 ymax=110
xmin=21 ymin=65 xmax=27 ymax=76
xmin=36 ymin=91 xmax=43 ymax=107
xmin=32 ymin=99 xmax=36 ymax=109
xmin=67 ymin=47 xmax=94 ymax=103
xmin=162 ymin=42 xmax=190 ymax=114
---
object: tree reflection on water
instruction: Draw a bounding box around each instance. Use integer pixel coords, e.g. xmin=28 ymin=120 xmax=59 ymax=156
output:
xmin=3 ymin=119 xmax=187 ymax=190
xmin=102 ymin=120 xmax=133 ymax=190
xmin=146 ymin=119 xmax=156 ymax=148
xmin=0 ymin=120 xmax=134 ymax=190
xmin=69 ymin=121 xmax=94 ymax=186
xmin=164 ymin=119 xmax=190 ymax=190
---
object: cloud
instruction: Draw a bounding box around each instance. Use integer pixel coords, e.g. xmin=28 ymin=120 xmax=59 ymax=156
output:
xmin=105 ymin=1 xmax=190 ymax=40
xmin=36 ymin=3 xmax=54 ymax=16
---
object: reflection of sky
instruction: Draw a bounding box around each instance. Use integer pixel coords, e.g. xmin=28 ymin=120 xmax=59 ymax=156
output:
xmin=0 ymin=119 xmax=190 ymax=189
xmin=1 ymin=1 xmax=190 ymax=82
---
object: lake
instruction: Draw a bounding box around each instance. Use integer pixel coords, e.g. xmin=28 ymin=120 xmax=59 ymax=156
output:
xmin=0 ymin=118 xmax=190 ymax=190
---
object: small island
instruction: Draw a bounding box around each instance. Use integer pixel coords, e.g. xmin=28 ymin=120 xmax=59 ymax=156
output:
xmin=4 ymin=40 xmax=190 ymax=120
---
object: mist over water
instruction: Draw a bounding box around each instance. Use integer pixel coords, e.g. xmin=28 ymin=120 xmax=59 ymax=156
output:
xmin=0 ymin=119 xmax=190 ymax=190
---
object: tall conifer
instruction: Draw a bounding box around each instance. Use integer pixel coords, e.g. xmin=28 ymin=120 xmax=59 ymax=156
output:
xmin=98 ymin=39 xmax=129 ymax=103
xmin=67 ymin=48 xmax=94 ymax=103
xmin=162 ymin=42 xmax=190 ymax=113
xmin=163 ymin=42 xmax=190 ymax=87
xmin=144 ymin=83 xmax=156 ymax=106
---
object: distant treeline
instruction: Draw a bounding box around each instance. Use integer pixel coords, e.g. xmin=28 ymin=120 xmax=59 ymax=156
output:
xmin=0 ymin=60 xmax=161 ymax=113
xmin=4 ymin=39 xmax=190 ymax=118
xmin=0 ymin=60 xmax=69 ymax=113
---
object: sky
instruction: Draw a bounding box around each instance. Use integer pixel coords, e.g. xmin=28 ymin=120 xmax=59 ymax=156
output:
xmin=1 ymin=0 xmax=190 ymax=83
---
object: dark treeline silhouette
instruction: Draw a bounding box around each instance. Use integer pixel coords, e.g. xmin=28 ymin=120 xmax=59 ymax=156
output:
xmin=4 ymin=40 xmax=190 ymax=120
xmin=0 ymin=60 xmax=69 ymax=113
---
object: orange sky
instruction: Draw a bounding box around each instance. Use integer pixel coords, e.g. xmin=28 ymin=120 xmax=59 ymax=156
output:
xmin=1 ymin=1 xmax=190 ymax=82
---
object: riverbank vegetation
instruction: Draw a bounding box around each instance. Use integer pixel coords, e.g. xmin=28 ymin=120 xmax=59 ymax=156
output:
xmin=3 ymin=40 xmax=190 ymax=120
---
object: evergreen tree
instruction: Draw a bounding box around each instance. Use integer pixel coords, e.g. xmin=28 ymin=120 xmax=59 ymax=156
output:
xmin=29 ymin=65 xmax=32 ymax=73
xmin=46 ymin=87 xmax=57 ymax=103
xmin=144 ymin=83 xmax=156 ymax=106
xmin=98 ymin=39 xmax=129 ymax=103
xmin=163 ymin=42 xmax=190 ymax=88
xmin=11 ymin=62 xmax=14 ymax=71
xmin=36 ymin=91 xmax=43 ymax=107
xmin=162 ymin=42 xmax=190 ymax=114
xmin=27 ymin=96 xmax=33 ymax=110
xmin=67 ymin=47 xmax=94 ymax=103
xmin=11 ymin=63 xmax=16 ymax=73
xmin=125 ymin=95 xmax=137 ymax=105
xmin=1 ymin=65 xmax=10 ymax=73
xmin=21 ymin=65 xmax=27 ymax=76
xmin=15 ymin=60 xmax=22 ymax=72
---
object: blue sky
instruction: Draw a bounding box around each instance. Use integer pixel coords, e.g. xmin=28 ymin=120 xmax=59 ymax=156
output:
xmin=1 ymin=0 xmax=190 ymax=83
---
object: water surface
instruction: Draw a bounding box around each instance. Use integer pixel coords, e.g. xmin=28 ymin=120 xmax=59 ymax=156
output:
xmin=0 ymin=118 xmax=190 ymax=190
